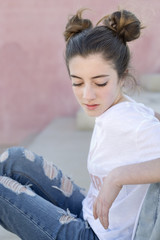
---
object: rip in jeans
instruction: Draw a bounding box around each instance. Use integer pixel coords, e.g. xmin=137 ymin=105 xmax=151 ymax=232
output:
xmin=23 ymin=149 xmax=35 ymax=162
xmin=0 ymin=150 xmax=9 ymax=162
xmin=52 ymin=175 xmax=73 ymax=197
xmin=59 ymin=208 xmax=77 ymax=224
xmin=43 ymin=160 xmax=58 ymax=180
xmin=0 ymin=176 xmax=35 ymax=196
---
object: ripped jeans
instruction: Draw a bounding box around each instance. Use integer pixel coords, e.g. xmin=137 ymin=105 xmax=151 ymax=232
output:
xmin=0 ymin=147 xmax=99 ymax=240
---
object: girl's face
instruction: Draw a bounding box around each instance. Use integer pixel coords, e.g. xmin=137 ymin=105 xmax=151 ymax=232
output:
xmin=68 ymin=54 xmax=126 ymax=117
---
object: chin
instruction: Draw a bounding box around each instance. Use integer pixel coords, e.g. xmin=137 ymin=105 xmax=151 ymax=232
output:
xmin=84 ymin=110 xmax=101 ymax=117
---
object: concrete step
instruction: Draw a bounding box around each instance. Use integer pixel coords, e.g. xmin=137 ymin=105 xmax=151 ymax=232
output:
xmin=140 ymin=74 xmax=160 ymax=92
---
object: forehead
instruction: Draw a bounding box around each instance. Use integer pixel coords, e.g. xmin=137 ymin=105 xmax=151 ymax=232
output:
xmin=68 ymin=54 xmax=116 ymax=75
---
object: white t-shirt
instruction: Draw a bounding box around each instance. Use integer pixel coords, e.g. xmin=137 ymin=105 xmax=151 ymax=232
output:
xmin=82 ymin=96 xmax=160 ymax=240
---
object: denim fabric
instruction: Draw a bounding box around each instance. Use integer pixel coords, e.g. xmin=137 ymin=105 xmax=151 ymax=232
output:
xmin=0 ymin=147 xmax=99 ymax=240
xmin=133 ymin=183 xmax=160 ymax=240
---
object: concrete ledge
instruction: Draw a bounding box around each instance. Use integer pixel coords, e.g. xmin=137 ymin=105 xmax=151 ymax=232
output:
xmin=76 ymin=109 xmax=95 ymax=130
xmin=140 ymin=74 xmax=160 ymax=92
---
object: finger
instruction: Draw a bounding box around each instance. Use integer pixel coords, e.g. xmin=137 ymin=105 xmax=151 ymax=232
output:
xmin=99 ymin=204 xmax=109 ymax=229
xmin=93 ymin=201 xmax=98 ymax=219
xmin=101 ymin=214 xmax=109 ymax=229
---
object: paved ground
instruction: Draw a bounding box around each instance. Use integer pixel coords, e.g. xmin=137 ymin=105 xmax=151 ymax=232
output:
xmin=0 ymin=90 xmax=160 ymax=239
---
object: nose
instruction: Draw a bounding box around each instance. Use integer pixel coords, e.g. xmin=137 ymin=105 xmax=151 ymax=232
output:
xmin=83 ymin=84 xmax=96 ymax=100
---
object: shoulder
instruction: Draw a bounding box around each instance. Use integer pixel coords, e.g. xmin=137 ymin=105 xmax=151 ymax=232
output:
xmin=136 ymin=114 xmax=160 ymax=161
xmin=96 ymin=100 xmax=155 ymax=133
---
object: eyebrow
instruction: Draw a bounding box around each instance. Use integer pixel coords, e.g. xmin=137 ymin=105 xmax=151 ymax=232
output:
xmin=70 ymin=74 xmax=109 ymax=79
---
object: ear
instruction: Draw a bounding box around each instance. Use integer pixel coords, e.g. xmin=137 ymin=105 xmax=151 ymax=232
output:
xmin=125 ymin=69 xmax=129 ymax=74
xmin=120 ymin=69 xmax=128 ymax=87
xmin=119 ymin=78 xmax=125 ymax=88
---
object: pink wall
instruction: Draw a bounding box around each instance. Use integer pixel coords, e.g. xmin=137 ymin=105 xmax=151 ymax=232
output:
xmin=0 ymin=0 xmax=160 ymax=145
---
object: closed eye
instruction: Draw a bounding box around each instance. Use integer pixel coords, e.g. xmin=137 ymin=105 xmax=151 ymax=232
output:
xmin=72 ymin=83 xmax=83 ymax=87
xmin=96 ymin=82 xmax=108 ymax=87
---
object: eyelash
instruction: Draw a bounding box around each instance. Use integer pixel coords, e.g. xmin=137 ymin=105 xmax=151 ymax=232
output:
xmin=96 ymin=82 xmax=108 ymax=87
xmin=72 ymin=82 xmax=108 ymax=87
xmin=72 ymin=83 xmax=83 ymax=87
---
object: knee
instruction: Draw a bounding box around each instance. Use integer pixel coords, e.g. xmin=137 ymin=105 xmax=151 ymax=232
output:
xmin=0 ymin=147 xmax=35 ymax=164
xmin=0 ymin=148 xmax=10 ymax=162
xmin=0 ymin=146 xmax=22 ymax=161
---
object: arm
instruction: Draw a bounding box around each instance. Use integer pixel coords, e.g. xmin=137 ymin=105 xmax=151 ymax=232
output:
xmin=111 ymin=157 xmax=160 ymax=185
xmin=155 ymin=112 xmax=160 ymax=121
xmin=93 ymin=158 xmax=160 ymax=229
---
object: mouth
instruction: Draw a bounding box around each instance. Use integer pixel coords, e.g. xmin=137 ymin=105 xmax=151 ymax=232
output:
xmin=84 ymin=104 xmax=100 ymax=110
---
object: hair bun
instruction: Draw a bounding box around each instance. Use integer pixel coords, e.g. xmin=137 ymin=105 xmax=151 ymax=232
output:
xmin=64 ymin=9 xmax=93 ymax=42
xmin=97 ymin=10 xmax=143 ymax=43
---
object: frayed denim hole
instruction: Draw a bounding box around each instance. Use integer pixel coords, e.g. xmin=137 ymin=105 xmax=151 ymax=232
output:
xmin=0 ymin=150 xmax=9 ymax=162
xmin=52 ymin=175 xmax=73 ymax=197
xmin=0 ymin=176 xmax=35 ymax=196
xmin=43 ymin=160 xmax=58 ymax=180
xmin=23 ymin=149 xmax=35 ymax=162
xmin=59 ymin=208 xmax=77 ymax=224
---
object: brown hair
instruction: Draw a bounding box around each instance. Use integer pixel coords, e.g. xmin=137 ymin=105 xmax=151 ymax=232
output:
xmin=64 ymin=9 xmax=143 ymax=87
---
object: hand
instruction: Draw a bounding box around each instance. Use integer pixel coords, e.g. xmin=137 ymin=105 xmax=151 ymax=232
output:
xmin=93 ymin=173 xmax=122 ymax=229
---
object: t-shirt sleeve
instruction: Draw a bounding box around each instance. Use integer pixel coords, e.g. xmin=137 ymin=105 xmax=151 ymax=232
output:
xmin=136 ymin=117 xmax=160 ymax=161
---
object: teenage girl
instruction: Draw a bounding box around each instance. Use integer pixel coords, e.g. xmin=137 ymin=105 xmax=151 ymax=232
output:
xmin=0 ymin=9 xmax=160 ymax=240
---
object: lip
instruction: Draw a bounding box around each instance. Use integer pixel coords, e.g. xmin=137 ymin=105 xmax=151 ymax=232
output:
xmin=84 ymin=104 xmax=99 ymax=110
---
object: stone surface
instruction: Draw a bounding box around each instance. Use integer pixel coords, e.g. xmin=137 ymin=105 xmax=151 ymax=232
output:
xmin=140 ymin=74 xmax=160 ymax=92
xmin=76 ymin=109 xmax=95 ymax=130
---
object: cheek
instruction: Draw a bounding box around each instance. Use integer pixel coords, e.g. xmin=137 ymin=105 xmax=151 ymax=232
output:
xmin=100 ymin=87 xmax=112 ymax=99
xmin=72 ymin=87 xmax=81 ymax=100
xmin=105 ymin=83 xmax=119 ymax=96
xmin=100 ymin=86 xmax=117 ymax=103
